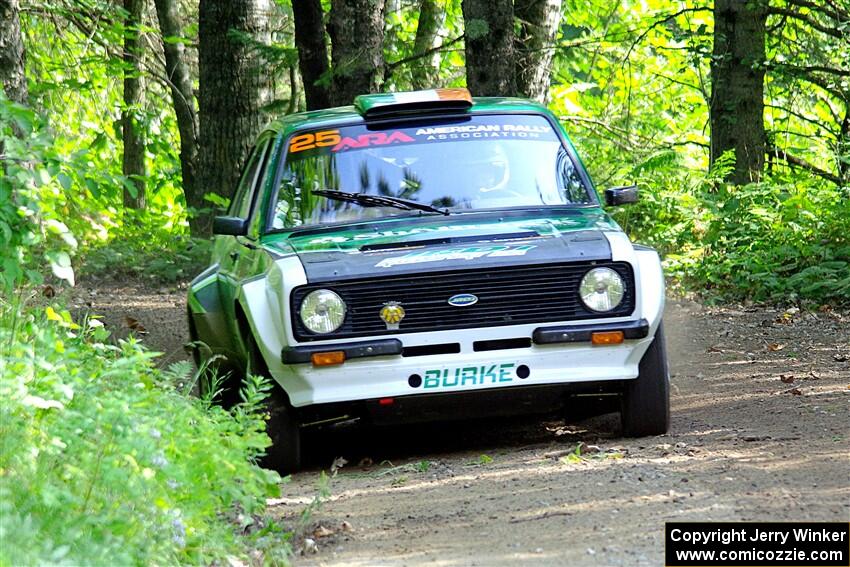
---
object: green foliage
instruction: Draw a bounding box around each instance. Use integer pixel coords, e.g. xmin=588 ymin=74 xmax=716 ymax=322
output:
xmin=685 ymin=180 xmax=850 ymax=303
xmin=0 ymin=304 xmax=290 ymax=566
xmin=1 ymin=95 xmax=80 ymax=292
xmin=1 ymin=92 xmax=207 ymax=290
xmin=79 ymin=236 xmax=213 ymax=283
xmin=608 ymin=159 xmax=850 ymax=304
xmin=548 ymin=0 xmax=848 ymax=305
xmin=382 ymin=0 xmax=466 ymax=89
xmin=18 ymin=5 xmax=191 ymax=241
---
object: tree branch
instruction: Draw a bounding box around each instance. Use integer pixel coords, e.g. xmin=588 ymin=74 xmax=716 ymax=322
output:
xmin=765 ymin=103 xmax=839 ymax=137
xmin=766 ymin=143 xmax=842 ymax=184
xmin=384 ymin=34 xmax=464 ymax=82
xmin=622 ymin=7 xmax=712 ymax=65
xmin=670 ymin=140 xmax=710 ymax=149
xmin=782 ymin=0 xmax=848 ymax=24
xmin=652 ymin=72 xmax=706 ymax=96
xmin=770 ymin=62 xmax=850 ymax=78
xmin=765 ymin=7 xmax=847 ymax=40
xmin=773 ymin=65 xmax=849 ymax=102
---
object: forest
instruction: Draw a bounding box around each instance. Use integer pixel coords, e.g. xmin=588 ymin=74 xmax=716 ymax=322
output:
xmin=1 ymin=0 xmax=848 ymax=564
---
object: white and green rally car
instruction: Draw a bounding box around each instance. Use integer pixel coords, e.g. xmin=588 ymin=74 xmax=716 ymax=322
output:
xmin=188 ymin=88 xmax=669 ymax=473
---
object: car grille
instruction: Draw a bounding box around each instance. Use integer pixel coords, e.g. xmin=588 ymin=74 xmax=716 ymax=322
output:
xmin=291 ymin=261 xmax=635 ymax=341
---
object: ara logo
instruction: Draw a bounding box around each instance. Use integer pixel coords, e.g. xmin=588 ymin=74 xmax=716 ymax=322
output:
xmin=448 ymin=293 xmax=478 ymax=307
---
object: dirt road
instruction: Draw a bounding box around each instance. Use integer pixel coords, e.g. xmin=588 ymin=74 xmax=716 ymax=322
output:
xmin=72 ymin=282 xmax=850 ymax=566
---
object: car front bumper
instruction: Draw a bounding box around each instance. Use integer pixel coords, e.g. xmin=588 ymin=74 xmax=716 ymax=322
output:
xmin=273 ymin=318 xmax=656 ymax=407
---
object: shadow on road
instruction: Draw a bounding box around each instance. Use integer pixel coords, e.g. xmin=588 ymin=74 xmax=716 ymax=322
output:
xmin=298 ymin=410 xmax=623 ymax=472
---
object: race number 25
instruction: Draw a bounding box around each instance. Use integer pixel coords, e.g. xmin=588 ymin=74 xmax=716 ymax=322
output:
xmin=289 ymin=130 xmax=341 ymax=153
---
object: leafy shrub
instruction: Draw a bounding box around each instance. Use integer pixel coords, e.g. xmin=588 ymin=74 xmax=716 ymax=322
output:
xmin=0 ymin=305 xmax=290 ymax=565
xmin=688 ymin=179 xmax=850 ymax=303
xmin=607 ymin=150 xmax=707 ymax=258
xmin=78 ymin=236 xmax=213 ymax=283
xmin=613 ymin=163 xmax=850 ymax=304
xmin=1 ymin=94 xmax=211 ymax=291
xmin=1 ymin=96 xmax=80 ymax=292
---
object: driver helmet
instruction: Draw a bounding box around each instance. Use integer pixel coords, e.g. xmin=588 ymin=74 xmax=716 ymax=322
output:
xmin=470 ymin=143 xmax=510 ymax=193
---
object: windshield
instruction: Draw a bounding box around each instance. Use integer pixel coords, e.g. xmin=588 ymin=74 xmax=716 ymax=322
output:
xmin=270 ymin=114 xmax=592 ymax=230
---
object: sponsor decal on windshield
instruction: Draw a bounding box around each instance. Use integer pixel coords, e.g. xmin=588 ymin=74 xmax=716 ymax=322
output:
xmin=289 ymin=129 xmax=417 ymax=153
xmin=288 ymin=121 xmax=557 ymax=154
xmin=374 ymin=244 xmax=536 ymax=268
xmin=415 ymin=123 xmax=550 ymax=141
xmin=289 ymin=130 xmax=342 ymax=152
xmin=333 ymin=131 xmax=415 ymax=151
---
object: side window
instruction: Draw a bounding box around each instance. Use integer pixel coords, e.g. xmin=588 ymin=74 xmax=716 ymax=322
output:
xmin=556 ymin=146 xmax=592 ymax=204
xmin=227 ymin=142 xmax=268 ymax=219
xmin=244 ymin=138 xmax=277 ymax=223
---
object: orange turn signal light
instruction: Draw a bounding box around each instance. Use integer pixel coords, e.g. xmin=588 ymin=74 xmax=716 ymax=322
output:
xmin=591 ymin=331 xmax=625 ymax=345
xmin=311 ymin=351 xmax=346 ymax=366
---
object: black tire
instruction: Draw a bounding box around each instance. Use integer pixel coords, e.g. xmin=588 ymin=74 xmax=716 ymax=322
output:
xmin=186 ymin=306 xmax=202 ymax=368
xmin=262 ymin=388 xmax=302 ymax=475
xmin=621 ymin=321 xmax=670 ymax=436
xmin=188 ymin=307 xmax=243 ymax=407
xmin=242 ymin=327 xmax=302 ymax=474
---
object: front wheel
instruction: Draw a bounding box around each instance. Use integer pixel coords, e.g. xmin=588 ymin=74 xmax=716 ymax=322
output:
xmin=243 ymin=330 xmax=302 ymax=474
xmin=621 ymin=322 xmax=670 ymax=436
xmin=262 ymin=388 xmax=302 ymax=474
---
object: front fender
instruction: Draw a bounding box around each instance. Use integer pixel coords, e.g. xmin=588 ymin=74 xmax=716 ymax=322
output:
xmin=187 ymin=264 xmax=236 ymax=356
xmin=235 ymin=255 xmax=307 ymax=393
xmin=604 ymin=232 xmax=665 ymax=334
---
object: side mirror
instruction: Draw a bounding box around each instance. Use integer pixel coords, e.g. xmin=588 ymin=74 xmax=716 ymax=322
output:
xmin=213 ymin=216 xmax=248 ymax=236
xmin=604 ymin=185 xmax=639 ymax=207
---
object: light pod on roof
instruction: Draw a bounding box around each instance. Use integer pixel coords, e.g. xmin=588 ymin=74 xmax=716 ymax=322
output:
xmin=353 ymin=88 xmax=474 ymax=119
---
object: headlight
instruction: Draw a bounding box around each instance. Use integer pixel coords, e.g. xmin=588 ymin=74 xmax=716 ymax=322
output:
xmin=300 ymin=289 xmax=346 ymax=334
xmin=579 ymin=267 xmax=625 ymax=312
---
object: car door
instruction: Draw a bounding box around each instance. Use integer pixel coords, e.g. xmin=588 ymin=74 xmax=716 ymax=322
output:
xmin=216 ymin=140 xmax=272 ymax=351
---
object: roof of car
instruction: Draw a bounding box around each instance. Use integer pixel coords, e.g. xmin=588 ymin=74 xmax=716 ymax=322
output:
xmin=263 ymin=97 xmax=551 ymax=137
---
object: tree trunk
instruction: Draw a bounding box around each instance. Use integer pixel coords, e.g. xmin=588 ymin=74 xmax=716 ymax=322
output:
xmin=0 ymin=0 xmax=28 ymax=106
xmin=122 ymin=0 xmax=146 ymax=210
xmin=411 ymin=0 xmax=445 ymax=90
xmin=287 ymin=64 xmax=300 ymax=114
xmin=292 ymin=0 xmax=332 ymax=110
xmin=709 ymin=0 xmax=766 ymax=185
xmin=154 ymin=0 xmax=200 ymax=228
xmin=514 ymin=0 xmax=562 ymax=103
xmin=328 ymin=0 xmax=386 ymax=107
xmin=461 ymin=0 xmax=515 ymax=96
xmin=838 ymin=106 xmax=850 ymax=184
xmin=197 ymin=0 xmax=272 ymax=235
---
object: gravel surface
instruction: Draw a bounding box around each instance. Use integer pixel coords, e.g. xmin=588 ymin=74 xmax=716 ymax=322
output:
xmin=70 ymin=281 xmax=850 ymax=566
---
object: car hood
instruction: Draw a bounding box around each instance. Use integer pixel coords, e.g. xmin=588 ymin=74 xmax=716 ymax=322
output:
xmin=263 ymin=208 xmax=621 ymax=283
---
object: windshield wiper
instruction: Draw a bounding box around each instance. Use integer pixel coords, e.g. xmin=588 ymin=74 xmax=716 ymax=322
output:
xmin=312 ymin=189 xmax=450 ymax=216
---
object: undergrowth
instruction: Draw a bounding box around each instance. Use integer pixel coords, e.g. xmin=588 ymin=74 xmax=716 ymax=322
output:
xmin=77 ymin=235 xmax=213 ymax=283
xmin=0 ymin=301 xmax=291 ymax=566
xmin=610 ymin=153 xmax=850 ymax=305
